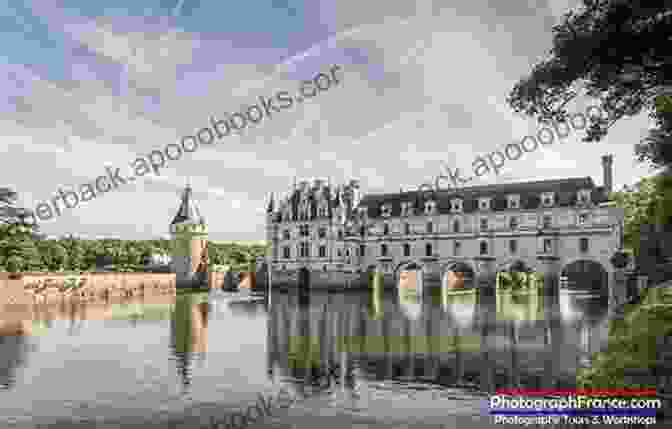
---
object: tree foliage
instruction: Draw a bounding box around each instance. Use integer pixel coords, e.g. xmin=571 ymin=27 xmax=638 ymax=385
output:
xmin=507 ymin=0 xmax=672 ymax=169
xmin=611 ymin=172 xmax=672 ymax=256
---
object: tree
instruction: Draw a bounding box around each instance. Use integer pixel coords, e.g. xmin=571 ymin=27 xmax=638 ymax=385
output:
xmin=507 ymin=1 xmax=672 ymax=169
xmin=0 ymin=223 xmax=42 ymax=272
xmin=611 ymin=173 xmax=672 ymax=256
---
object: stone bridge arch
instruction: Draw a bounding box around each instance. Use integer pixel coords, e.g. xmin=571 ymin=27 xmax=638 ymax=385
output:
xmin=440 ymin=261 xmax=475 ymax=289
xmin=560 ymin=259 xmax=609 ymax=295
xmin=393 ymin=260 xmax=424 ymax=279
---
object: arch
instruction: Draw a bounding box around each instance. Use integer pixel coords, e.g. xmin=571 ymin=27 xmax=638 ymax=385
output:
xmin=497 ymin=259 xmax=534 ymax=273
xmin=441 ymin=261 xmax=475 ymax=276
xmin=560 ymin=259 xmax=608 ymax=293
xmin=393 ymin=260 xmax=424 ymax=278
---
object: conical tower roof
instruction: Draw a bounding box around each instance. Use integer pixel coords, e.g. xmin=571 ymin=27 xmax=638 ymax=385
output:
xmin=171 ymin=184 xmax=205 ymax=225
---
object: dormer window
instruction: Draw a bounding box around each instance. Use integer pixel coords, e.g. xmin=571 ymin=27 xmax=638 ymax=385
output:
xmin=424 ymin=200 xmax=437 ymax=215
xmin=401 ymin=202 xmax=413 ymax=216
xmin=541 ymin=192 xmax=555 ymax=207
xmin=450 ymin=198 xmax=463 ymax=213
xmin=577 ymin=189 xmax=591 ymax=206
xmin=479 ymin=198 xmax=491 ymax=211
xmin=380 ymin=204 xmax=392 ymax=217
xmin=507 ymin=194 xmax=520 ymax=209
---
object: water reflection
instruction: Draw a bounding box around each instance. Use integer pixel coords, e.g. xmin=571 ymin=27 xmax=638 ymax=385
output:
xmin=169 ymin=293 xmax=210 ymax=393
xmin=267 ymin=278 xmax=613 ymax=398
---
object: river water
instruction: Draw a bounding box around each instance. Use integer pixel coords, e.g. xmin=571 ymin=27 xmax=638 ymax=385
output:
xmin=0 ymin=285 xmax=614 ymax=428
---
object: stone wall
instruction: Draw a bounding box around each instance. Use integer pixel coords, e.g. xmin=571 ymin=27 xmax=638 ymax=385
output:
xmin=0 ymin=272 xmax=177 ymax=306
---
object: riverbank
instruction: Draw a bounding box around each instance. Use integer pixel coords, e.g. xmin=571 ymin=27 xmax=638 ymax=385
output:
xmin=577 ymin=279 xmax=672 ymax=422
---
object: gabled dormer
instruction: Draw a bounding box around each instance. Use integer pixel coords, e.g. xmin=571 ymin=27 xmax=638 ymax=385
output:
xmin=424 ymin=200 xmax=438 ymax=215
xmin=507 ymin=194 xmax=520 ymax=210
xmin=478 ymin=197 xmax=492 ymax=211
xmin=541 ymin=192 xmax=555 ymax=208
xmin=450 ymin=197 xmax=463 ymax=213
xmin=401 ymin=201 xmax=413 ymax=217
xmin=380 ymin=203 xmax=392 ymax=218
xmin=576 ymin=189 xmax=592 ymax=207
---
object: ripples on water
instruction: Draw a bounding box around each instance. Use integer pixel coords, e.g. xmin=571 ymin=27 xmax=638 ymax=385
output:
xmin=0 ymin=284 xmax=614 ymax=428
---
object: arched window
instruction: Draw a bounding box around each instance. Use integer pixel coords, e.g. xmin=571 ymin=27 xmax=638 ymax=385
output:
xmin=453 ymin=219 xmax=460 ymax=233
xmin=425 ymin=243 xmax=433 ymax=257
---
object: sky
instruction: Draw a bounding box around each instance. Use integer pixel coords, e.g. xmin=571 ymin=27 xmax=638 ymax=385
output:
xmin=0 ymin=0 xmax=662 ymax=241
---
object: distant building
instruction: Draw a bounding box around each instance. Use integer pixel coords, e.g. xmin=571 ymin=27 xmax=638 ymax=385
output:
xmin=266 ymin=156 xmax=625 ymax=291
xmin=170 ymin=184 xmax=208 ymax=288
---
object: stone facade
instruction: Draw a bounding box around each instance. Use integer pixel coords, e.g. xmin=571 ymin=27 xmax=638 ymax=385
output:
xmin=267 ymin=157 xmax=625 ymax=290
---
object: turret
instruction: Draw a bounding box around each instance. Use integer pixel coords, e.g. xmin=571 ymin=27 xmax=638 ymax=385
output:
xmin=170 ymin=184 xmax=208 ymax=288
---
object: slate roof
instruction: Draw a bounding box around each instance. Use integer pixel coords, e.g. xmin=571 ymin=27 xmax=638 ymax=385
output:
xmin=171 ymin=185 xmax=205 ymax=225
xmin=358 ymin=177 xmax=608 ymax=218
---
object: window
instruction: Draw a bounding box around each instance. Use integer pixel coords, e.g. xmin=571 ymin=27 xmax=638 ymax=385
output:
xmin=578 ymin=213 xmax=588 ymax=225
xmin=426 ymin=221 xmax=433 ymax=234
xmin=480 ymin=241 xmax=488 ymax=255
xmin=337 ymin=249 xmax=342 ymax=257
xmin=319 ymin=246 xmax=326 ymax=258
xmin=451 ymin=199 xmax=463 ymax=212
xmin=479 ymin=198 xmax=490 ymax=210
xmin=300 ymin=225 xmax=310 ymax=237
xmin=480 ymin=218 xmax=488 ymax=231
xmin=359 ymin=245 xmax=366 ymax=258
xmin=579 ymin=238 xmax=589 ymax=253
xmin=542 ymin=215 xmax=552 ymax=229
xmin=318 ymin=227 xmax=326 ymax=239
xmin=509 ymin=216 xmax=519 ymax=230
xmin=542 ymin=192 xmax=554 ymax=207
xmin=509 ymin=239 xmax=517 ymax=254
xmin=323 ymin=265 xmax=327 ymax=272
xmin=543 ymin=239 xmax=553 ymax=253
xmin=454 ymin=241 xmax=461 ymax=256
xmin=299 ymin=242 xmax=311 ymax=257
xmin=404 ymin=223 xmax=411 ymax=235
xmin=508 ymin=195 xmax=520 ymax=209
xmin=381 ymin=244 xmax=388 ymax=257
xmin=425 ymin=243 xmax=433 ymax=257
xmin=345 ymin=249 xmax=350 ymax=257
xmin=383 ymin=223 xmax=389 ymax=235
xmin=283 ymin=246 xmax=290 ymax=259
xmin=360 ymin=226 xmax=366 ymax=237
xmin=401 ymin=202 xmax=412 ymax=216
xmin=283 ymin=230 xmax=290 ymax=240
xmin=403 ymin=243 xmax=411 ymax=257
xmin=380 ymin=204 xmax=392 ymax=217
xmin=337 ymin=229 xmax=343 ymax=240
xmin=453 ymin=219 xmax=460 ymax=233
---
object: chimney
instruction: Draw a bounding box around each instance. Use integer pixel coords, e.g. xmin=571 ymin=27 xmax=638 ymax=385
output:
xmin=601 ymin=154 xmax=613 ymax=195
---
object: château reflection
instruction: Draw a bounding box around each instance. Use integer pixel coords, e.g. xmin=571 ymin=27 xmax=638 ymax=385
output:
xmin=266 ymin=277 xmax=612 ymax=397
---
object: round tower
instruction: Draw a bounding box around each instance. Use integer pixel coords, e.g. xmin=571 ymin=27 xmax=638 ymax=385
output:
xmin=170 ymin=184 xmax=208 ymax=288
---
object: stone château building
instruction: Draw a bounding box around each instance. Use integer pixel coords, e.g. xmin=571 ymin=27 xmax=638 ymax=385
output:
xmin=266 ymin=155 xmax=625 ymax=292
